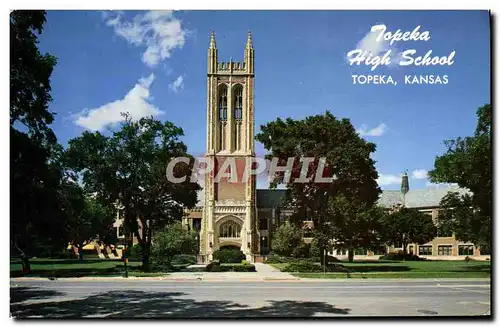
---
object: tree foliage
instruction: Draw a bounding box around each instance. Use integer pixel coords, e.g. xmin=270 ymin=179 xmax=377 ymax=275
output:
xmin=270 ymin=222 xmax=303 ymax=257
xmin=151 ymin=222 xmax=198 ymax=269
xmin=428 ymin=104 xmax=492 ymax=249
xmin=328 ymin=196 xmax=386 ymax=262
xmin=381 ymin=207 xmax=437 ymax=253
xmin=65 ymin=114 xmax=200 ymax=270
xmin=10 ymin=10 xmax=63 ymax=273
xmin=256 ymin=111 xmax=381 ymax=263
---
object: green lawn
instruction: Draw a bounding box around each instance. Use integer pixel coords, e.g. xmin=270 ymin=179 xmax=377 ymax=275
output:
xmin=271 ymin=260 xmax=491 ymax=279
xmin=10 ymin=258 xmax=171 ymax=278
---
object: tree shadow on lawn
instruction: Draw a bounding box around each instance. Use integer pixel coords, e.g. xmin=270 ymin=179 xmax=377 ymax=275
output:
xmin=450 ymin=264 xmax=491 ymax=273
xmin=341 ymin=265 xmax=411 ymax=273
xmin=11 ymin=289 xmax=351 ymax=318
xmin=24 ymin=259 xmax=108 ymax=265
xmin=10 ymin=266 xmax=125 ymax=278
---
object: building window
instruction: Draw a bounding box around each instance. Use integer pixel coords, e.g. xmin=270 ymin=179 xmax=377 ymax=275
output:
xmin=218 ymin=85 xmax=228 ymax=151
xmin=233 ymin=85 xmax=243 ymax=151
xmin=118 ymin=226 xmax=124 ymax=238
xmin=419 ymin=245 xmax=433 ymax=256
xmin=218 ymin=85 xmax=228 ymax=121
xmin=259 ymin=218 xmax=268 ymax=230
xmin=438 ymin=245 xmax=452 ymax=256
xmin=458 ymin=245 xmax=474 ymax=256
xmin=219 ymin=221 xmax=241 ymax=238
xmin=408 ymin=245 xmax=414 ymax=254
xmin=233 ymin=85 xmax=243 ymax=120
xmin=193 ymin=218 xmax=201 ymax=231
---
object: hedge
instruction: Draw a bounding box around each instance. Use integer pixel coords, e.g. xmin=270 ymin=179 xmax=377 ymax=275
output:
xmin=213 ymin=247 xmax=246 ymax=263
xmin=379 ymin=251 xmax=425 ymax=261
xmin=206 ymin=261 xmax=256 ymax=272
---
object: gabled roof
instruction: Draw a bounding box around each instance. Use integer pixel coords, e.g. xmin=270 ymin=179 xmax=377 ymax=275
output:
xmin=193 ymin=184 xmax=470 ymax=209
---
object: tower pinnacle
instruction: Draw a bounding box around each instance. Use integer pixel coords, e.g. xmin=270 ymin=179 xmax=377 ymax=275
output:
xmin=246 ymin=30 xmax=253 ymax=49
xmin=209 ymin=30 xmax=216 ymax=49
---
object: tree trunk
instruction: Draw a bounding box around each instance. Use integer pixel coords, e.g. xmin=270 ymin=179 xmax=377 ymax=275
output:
xmin=348 ymin=249 xmax=354 ymax=263
xmin=141 ymin=242 xmax=151 ymax=272
xmin=78 ymin=244 xmax=84 ymax=261
xmin=14 ymin=241 xmax=31 ymax=274
xmin=348 ymin=243 xmax=354 ymax=263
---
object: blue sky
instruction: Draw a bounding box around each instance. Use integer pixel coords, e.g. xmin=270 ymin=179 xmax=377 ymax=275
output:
xmin=38 ymin=10 xmax=490 ymax=190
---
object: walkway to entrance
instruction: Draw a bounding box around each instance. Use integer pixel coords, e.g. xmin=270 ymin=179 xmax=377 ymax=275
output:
xmin=163 ymin=263 xmax=297 ymax=281
xmin=253 ymin=263 xmax=296 ymax=280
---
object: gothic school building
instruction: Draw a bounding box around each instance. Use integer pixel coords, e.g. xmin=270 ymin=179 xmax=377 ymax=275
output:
xmin=122 ymin=31 xmax=489 ymax=263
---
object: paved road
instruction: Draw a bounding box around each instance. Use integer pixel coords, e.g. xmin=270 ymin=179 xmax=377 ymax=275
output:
xmin=10 ymin=279 xmax=491 ymax=318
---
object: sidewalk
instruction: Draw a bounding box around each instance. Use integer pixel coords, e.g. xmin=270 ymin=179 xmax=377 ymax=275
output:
xmin=161 ymin=263 xmax=298 ymax=281
xmin=253 ymin=263 xmax=298 ymax=280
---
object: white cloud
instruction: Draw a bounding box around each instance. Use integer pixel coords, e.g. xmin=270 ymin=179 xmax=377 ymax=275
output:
xmin=354 ymin=26 xmax=391 ymax=58
xmin=357 ymin=123 xmax=387 ymax=137
xmin=74 ymin=73 xmax=163 ymax=131
xmin=103 ymin=10 xmax=186 ymax=67
xmin=377 ymin=173 xmax=402 ymax=186
xmin=348 ymin=24 xmax=403 ymax=66
xmin=169 ymin=75 xmax=184 ymax=93
xmin=411 ymin=169 xmax=428 ymax=180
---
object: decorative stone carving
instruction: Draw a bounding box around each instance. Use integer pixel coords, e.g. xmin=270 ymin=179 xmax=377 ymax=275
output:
xmin=215 ymin=199 xmax=246 ymax=207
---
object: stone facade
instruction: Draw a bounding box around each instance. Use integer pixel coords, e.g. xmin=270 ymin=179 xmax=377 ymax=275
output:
xmin=195 ymin=31 xmax=257 ymax=262
xmin=181 ymin=32 xmax=489 ymax=262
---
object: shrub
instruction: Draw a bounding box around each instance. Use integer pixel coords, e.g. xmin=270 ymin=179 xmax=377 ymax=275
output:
xmin=282 ymin=260 xmax=346 ymax=273
xmin=128 ymin=244 xmax=143 ymax=261
xmin=213 ymin=247 xmax=246 ymax=263
xmin=206 ymin=261 xmax=256 ymax=272
xmin=172 ymin=254 xmax=197 ymax=266
xmin=225 ymin=263 xmax=256 ymax=272
xmin=206 ymin=260 xmax=223 ymax=272
xmin=271 ymin=223 xmax=303 ymax=257
xmin=152 ymin=223 xmax=198 ymax=268
xmin=380 ymin=250 xmax=425 ymax=261
xmin=282 ymin=261 xmax=324 ymax=273
xmin=292 ymin=242 xmax=311 ymax=258
xmin=265 ymin=254 xmax=294 ymax=264
xmin=325 ymin=255 xmax=341 ymax=264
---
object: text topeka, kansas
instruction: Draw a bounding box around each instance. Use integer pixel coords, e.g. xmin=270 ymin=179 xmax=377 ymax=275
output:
xmin=352 ymin=75 xmax=448 ymax=85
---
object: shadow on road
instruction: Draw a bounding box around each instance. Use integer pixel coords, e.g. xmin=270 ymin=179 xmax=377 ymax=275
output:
xmin=10 ymin=287 xmax=65 ymax=304
xmin=10 ymin=287 xmax=351 ymax=318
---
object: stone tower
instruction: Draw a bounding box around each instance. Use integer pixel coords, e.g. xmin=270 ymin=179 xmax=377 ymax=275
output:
xmin=200 ymin=31 xmax=257 ymax=262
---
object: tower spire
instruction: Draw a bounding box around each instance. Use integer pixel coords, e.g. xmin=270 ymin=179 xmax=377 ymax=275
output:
xmin=246 ymin=30 xmax=253 ymax=49
xmin=209 ymin=30 xmax=216 ymax=49
xmin=401 ymin=170 xmax=409 ymax=206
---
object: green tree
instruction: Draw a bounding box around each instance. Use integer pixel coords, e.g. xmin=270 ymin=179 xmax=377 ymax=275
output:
xmin=381 ymin=207 xmax=437 ymax=254
xmin=66 ymin=114 xmax=200 ymax=271
xmin=10 ymin=10 xmax=63 ymax=273
xmin=151 ymin=222 xmax=198 ymax=270
xmin=329 ymin=196 xmax=386 ymax=262
xmin=270 ymin=222 xmax=303 ymax=257
xmin=60 ymin=181 xmax=115 ymax=261
xmin=256 ymin=111 xmax=381 ymax=264
xmin=428 ymin=104 xmax=492 ymax=250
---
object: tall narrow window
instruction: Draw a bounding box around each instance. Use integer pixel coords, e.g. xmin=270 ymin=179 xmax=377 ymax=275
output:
xmin=218 ymin=85 xmax=228 ymax=151
xmin=233 ymin=85 xmax=243 ymax=151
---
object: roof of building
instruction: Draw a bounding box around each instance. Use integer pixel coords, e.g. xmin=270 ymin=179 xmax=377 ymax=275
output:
xmin=193 ymin=184 xmax=469 ymax=209
xmin=378 ymin=185 xmax=470 ymax=208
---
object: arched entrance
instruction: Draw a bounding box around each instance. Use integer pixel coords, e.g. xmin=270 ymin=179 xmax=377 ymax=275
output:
xmin=215 ymin=215 xmax=243 ymax=250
